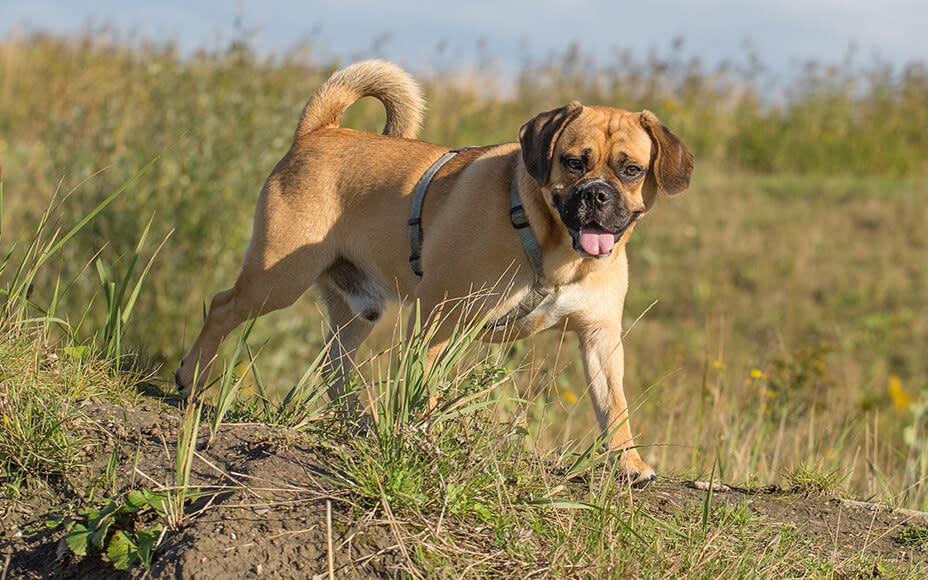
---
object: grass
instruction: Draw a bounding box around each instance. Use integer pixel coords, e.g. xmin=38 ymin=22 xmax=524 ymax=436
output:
xmin=0 ymin=27 xmax=926 ymax=576
xmin=0 ymin=165 xmax=149 ymax=495
xmin=215 ymin=304 xmax=911 ymax=577
xmin=327 ymin=303 xmax=531 ymax=519
xmin=783 ymin=463 xmax=848 ymax=496
xmin=0 ymin=329 xmax=135 ymax=493
xmin=260 ymin=328 xmax=923 ymax=577
xmin=897 ymin=526 xmax=928 ymax=548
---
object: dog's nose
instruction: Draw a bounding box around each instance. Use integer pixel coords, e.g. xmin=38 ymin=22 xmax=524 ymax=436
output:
xmin=584 ymin=183 xmax=611 ymax=208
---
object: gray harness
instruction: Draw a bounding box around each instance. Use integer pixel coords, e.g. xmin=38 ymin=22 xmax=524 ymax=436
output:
xmin=408 ymin=148 xmax=550 ymax=328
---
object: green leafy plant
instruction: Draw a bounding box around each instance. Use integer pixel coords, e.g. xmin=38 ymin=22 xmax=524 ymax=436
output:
xmin=46 ymin=488 xmax=196 ymax=571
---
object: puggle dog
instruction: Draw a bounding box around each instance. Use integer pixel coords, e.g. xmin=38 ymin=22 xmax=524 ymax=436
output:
xmin=176 ymin=60 xmax=693 ymax=485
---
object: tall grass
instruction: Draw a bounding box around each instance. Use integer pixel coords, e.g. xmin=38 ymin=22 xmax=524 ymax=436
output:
xmin=1 ymin=30 xmax=926 ymax=508
xmin=0 ymin=161 xmax=156 ymax=491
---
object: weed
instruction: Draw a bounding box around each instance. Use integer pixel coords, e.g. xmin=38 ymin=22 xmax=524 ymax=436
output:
xmin=784 ymin=462 xmax=848 ymax=495
xmin=328 ymin=301 xmax=527 ymax=519
xmin=168 ymin=399 xmax=202 ymax=528
xmin=208 ymin=318 xmax=258 ymax=440
xmin=897 ymin=526 xmax=928 ymax=547
xmin=46 ymin=487 xmax=202 ymax=571
xmin=95 ymin=216 xmax=172 ymax=367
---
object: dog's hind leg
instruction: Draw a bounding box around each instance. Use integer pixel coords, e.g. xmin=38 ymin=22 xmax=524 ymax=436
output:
xmin=175 ymin=258 xmax=322 ymax=397
xmin=317 ymin=281 xmax=376 ymax=410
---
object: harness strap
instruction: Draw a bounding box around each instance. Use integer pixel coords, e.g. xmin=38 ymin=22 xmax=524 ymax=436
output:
xmin=408 ymin=154 xmax=550 ymax=328
xmin=408 ymin=148 xmax=474 ymax=277
xmin=482 ymin=174 xmax=551 ymax=329
xmin=508 ymin=176 xmax=545 ymax=282
xmin=408 ymin=152 xmax=551 ymax=329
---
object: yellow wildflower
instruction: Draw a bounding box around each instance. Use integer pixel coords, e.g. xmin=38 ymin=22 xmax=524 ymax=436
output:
xmin=888 ymin=374 xmax=914 ymax=413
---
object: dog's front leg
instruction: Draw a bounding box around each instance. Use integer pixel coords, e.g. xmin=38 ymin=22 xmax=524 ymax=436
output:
xmin=577 ymin=324 xmax=656 ymax=486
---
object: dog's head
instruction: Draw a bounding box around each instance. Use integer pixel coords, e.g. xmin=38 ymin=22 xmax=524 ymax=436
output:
xmin=519 ymin=102 xmax=693 ymax=258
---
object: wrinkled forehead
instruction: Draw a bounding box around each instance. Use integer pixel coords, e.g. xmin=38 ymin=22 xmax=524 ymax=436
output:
xmin=557 ymin=106 xmax=653 ymax=164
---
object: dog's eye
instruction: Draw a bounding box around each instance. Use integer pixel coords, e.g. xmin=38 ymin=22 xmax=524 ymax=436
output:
xmin=563 ymin=157 xmax=584 ymax=174
xmin=624 ymin=165 xmax=643 ymax=178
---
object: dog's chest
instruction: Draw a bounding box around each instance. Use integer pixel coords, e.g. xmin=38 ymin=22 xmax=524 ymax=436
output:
xmin=491 ymin=283 xmax=588 ymax=335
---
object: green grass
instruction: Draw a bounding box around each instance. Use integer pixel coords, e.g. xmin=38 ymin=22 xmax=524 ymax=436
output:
xmin=0 ymin=159 xmax=151 ymax=495
xmin=783 ymin=462 xmax=848 ymax=496
xmin=897 ymin=526 xmax=928 ymax=548
xmin=0 ymin=329 xmax=136 ymax=492
xmin=255 ymin=328 xmax=921 ymax=577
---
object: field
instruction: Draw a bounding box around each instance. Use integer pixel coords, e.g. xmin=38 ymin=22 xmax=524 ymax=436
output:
xmin=1 ymin=31 xmax=927 ymax=577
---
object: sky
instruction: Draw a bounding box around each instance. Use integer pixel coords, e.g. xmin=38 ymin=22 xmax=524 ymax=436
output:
xmin=1 ymin=0 xmax=926 ymax=76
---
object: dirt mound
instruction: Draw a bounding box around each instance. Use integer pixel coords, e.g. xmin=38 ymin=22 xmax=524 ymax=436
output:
xmin=3 ymin=401 xmax=928 ymax=578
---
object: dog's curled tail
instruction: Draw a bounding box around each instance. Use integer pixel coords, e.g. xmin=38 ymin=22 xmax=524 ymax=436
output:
xmin=295 ymin=60 xmax=425 ymax=140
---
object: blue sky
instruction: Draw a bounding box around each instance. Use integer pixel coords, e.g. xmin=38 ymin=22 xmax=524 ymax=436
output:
xmin=2 ymin=0 xmax=926 ymax=75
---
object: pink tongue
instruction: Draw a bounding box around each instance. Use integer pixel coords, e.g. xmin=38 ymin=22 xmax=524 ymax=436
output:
xmin=579 ymin=227 xmax=615 ymax=256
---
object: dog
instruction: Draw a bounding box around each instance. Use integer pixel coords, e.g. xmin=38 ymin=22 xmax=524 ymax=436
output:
xmin=175 ymin=60 xmax=693 ymax=485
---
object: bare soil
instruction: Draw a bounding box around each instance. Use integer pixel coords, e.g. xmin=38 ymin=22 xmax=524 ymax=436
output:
xmin=2 ymin=400 xmax=927 ymax=578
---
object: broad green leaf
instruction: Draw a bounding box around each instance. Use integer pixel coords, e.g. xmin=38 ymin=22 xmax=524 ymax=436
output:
xmin=106 ymin=530 xmax=138 ymax=571
xmin=65 ymin=523 xmax=91 ymax=557
xmin=44 ymin=514 xmax=66 ymax=528
xmin=142 ymin=489 xmax=169 ymax=516
xmin=135 ymin=524 xmax=164 ymax=570
xmin=125 ymin=489 xmax=148 ymax=512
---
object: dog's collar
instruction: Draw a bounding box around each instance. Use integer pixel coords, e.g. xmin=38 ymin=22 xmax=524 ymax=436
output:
xmin=408 ymin=149 xmax=546 ymax=284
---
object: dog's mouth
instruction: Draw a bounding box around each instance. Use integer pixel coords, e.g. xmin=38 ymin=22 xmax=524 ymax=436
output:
xmin=568 ymin=214 xmax=641 ymax=259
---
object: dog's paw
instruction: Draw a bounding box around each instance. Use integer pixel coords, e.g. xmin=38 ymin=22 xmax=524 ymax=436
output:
xmin=617 ymin=454 xmax=657 ymax=488
xmin=174 ymin=368 xmax=195 ymax=398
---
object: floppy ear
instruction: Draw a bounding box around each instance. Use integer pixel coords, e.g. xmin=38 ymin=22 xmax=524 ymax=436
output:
xmin=519 ymin=101 xmax=584 ymax=186
xmin=639 ymin=111 xmax=694 ymax=196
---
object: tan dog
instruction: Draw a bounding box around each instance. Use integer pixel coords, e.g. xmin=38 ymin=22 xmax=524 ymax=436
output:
xmin=175 ymin=60 xmax=693 ymax=485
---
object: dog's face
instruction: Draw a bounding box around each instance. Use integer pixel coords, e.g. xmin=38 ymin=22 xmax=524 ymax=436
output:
xmin=519 ymin=102 xmax=694 ymax=257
